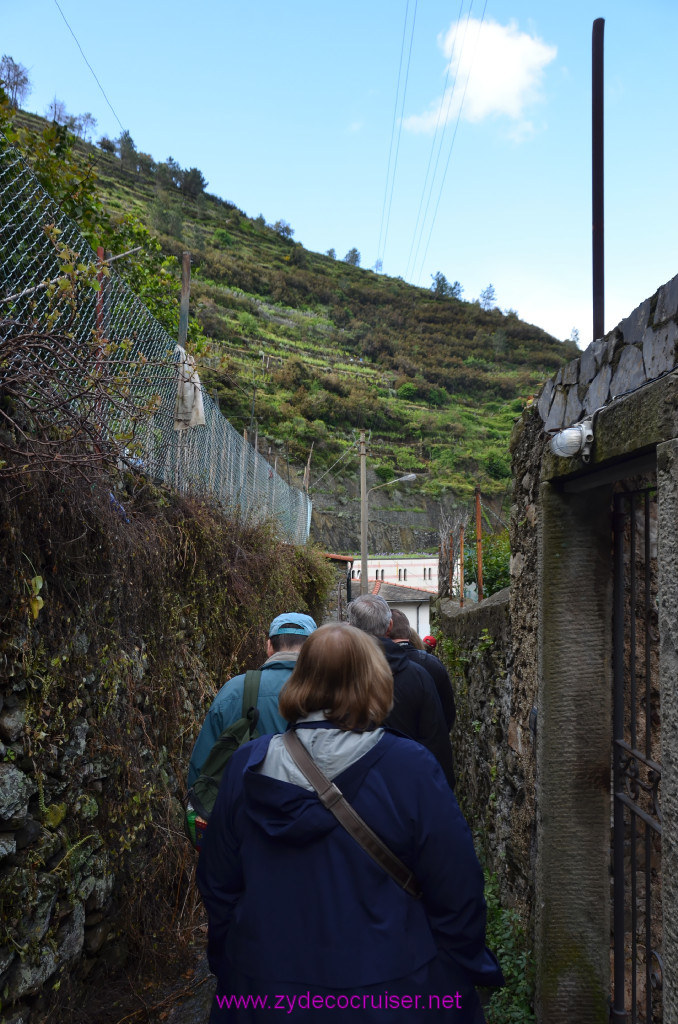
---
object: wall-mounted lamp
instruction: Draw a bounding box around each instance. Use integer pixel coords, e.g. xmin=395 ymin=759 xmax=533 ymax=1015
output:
xmin=549 ymin=418 xmax=594 ymax=462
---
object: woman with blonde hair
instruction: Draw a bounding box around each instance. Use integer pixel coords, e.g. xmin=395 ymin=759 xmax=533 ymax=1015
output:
xmin=198 ymin=622 xmax=502 ymax=1022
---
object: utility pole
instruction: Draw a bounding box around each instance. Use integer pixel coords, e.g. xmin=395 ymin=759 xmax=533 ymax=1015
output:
xmin=475 ymin=486 xmax=484 ymax=602
xmin=448 ymin=531 xmax=455 ymax=600
xmin=178 ymin=251 xmax=191 ymax=347
xmin=459 ymin=524 xmax=465 ymax=607
xmin=360 ymin=430 xmax=368 ymax=595
xmin=592 ymin=18 xmax=605 ymax=342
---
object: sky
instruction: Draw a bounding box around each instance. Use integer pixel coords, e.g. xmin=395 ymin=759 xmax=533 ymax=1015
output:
xmin=3 ymin=0 xmax=678 ymax=345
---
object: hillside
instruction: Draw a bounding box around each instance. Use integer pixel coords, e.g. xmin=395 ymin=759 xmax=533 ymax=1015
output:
xmin=5 ymin=110 xmax=573 ymax=549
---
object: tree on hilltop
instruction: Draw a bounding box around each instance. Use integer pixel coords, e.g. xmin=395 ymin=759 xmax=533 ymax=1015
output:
xmin=69 ymin=112 xmax=97 ymax=141
xmin=344 ymin=248 xmax=361 ymax=266
xmin=117 ymin=130 xmax=137 ymax=173
xmin=0 ymin=55 xmax=31 ymax=109
xmin=479 ymin=283 xmax=496 ymax=310
xmin=181 ymin=166 xmax=208 ymax=198
xmin=156 ymin=157 xmax=183 ymax=190
xmin=46 ymin=97 xmax=69 ymax=125
xmin=431 ymin=272 xmax=463 ymax=299
xmin=273 ymin=220 xmax=294 ymax=240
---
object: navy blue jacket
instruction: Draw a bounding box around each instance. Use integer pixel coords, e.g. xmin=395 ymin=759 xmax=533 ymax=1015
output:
xmin=197 ymin=727 xmax=502 ymax=1021
xmin=379 ymin=638 xmax=455 ymax=790
xmin=393 ymin=640 xmax=456 ymax=731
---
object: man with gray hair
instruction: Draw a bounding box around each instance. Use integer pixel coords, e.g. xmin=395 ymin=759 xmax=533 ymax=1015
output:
xmin=347 ymin=594 xmax=455 ymax=789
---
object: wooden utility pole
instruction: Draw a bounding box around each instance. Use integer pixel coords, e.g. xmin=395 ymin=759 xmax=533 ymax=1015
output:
xmin=178 ymin=252 xmax=191 ymax=347
xmin=360 ymin=430 xmax=368 ymax=595
xmin=475 ymin=486 xmax=484 ymax=602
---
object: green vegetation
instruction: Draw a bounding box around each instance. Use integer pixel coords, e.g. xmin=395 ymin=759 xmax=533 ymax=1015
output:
xmin=465 ymin=530 xmax=511 ymax=597
xmin=2 ymin=102 xmax=573 ymax=501
xmin=484 ymin=872 xmax=535 ymax=1023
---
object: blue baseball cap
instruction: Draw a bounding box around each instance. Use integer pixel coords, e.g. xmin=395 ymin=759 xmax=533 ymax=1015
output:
xmin=269 ymin=613 xmax=317 ymax=638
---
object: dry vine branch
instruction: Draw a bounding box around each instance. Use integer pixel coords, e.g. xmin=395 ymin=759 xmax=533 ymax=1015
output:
xmin=0 ymin=319 xmax=162 ymax=482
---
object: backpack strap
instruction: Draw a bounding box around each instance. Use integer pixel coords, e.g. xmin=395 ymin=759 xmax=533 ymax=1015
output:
xmin=242 ymin=670 xmax=262 ymax=735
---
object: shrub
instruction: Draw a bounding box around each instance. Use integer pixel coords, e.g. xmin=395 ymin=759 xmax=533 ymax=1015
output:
xmin=396 ymin=382 xmax=418 ymax=401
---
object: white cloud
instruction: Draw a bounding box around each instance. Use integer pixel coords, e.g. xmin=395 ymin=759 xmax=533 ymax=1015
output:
xmin=404 ymin=17 xmax=557 ymax=136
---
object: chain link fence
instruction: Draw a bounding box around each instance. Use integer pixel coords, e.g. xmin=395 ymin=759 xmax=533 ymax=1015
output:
xmin=0 ymin=131 xmax=311 ymax=543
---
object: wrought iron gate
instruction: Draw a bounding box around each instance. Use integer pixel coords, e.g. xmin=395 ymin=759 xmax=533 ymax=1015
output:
xmin=612 ymin=487 xmax=662 ymax=1022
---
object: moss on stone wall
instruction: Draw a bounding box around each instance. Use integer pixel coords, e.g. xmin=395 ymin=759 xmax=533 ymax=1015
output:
xmin=0 ymin=467 xmax=333 ymax=1021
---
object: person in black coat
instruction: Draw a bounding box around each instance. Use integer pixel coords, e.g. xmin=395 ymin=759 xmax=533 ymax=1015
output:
xmin=347 ymin=594 xmax=455 ymax=790
xmin=388 ymin=608 xmax=456 ymax=731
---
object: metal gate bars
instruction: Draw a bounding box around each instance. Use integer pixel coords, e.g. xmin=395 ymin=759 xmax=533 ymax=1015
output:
xmin=612 ymin=488 xmax=663 ymax=1022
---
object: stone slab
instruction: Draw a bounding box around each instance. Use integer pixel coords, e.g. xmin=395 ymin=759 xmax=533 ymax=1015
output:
xmin=562 ymin=359 xmax=579 ymax=386
xmin=564 ymin=385 xmax=584 ymax=425
xmin=584 ymin=363 xmax=612 ymax=415
xmin=643 ymin=320 xmax=678 ymax=381
xmin=537 ymin=378 xmax=554 ymax=422
xmin=619 ymin=297 xmax=652 ymax=345
xmin=610 ymin=344 xmax=646 ymax=399
xmin=580 ymin=342 xmax=600 ymax=385
xmin=0 ymin=766 xmax=36 ymax=820
xmin=544 ymin=388 xmax=568 ymax=432
xmin=653 ymin=274 xmax=678 ymax=325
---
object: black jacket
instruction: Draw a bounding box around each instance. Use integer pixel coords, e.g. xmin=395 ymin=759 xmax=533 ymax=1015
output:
xmin=378 ymin=637 xmax=456 ymax=790
xmin=394 ymin=641 xmax=456 ymax=731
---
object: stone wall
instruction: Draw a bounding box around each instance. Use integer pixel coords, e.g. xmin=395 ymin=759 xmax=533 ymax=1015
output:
xmin=508 ymin=273 xmax=678 ymax=1022
xmin=538 ymin=273 xmax=678 ymax=431
xmin=436 ymin=271 xmax=678 ymax=984
xmin=436 ymin=590 xmax=533 ymax=912
xmin=0 ymin=473 xmax=332 ymax=1022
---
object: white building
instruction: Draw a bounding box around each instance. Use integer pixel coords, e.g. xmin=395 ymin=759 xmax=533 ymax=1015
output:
xmin=349 ymin=555 xmax=438 ymax=593
xmin=367 ymin=579 xmax=433 ymax=636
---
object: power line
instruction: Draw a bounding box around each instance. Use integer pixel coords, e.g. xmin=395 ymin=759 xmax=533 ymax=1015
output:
xmin=405 ymin=0 xmax=471 ymax=280
xmin=52 ymin=0 xmax=124 ymax=133
xmin=376 ymin=1 xmax=410 ymax=267
xmin=413 ymin=0 xmax=489 ymax=284
xmin=377 ymin=0 xmax=418 ymax=270
xmin=309 ymin=441 xmax=358 ymax=493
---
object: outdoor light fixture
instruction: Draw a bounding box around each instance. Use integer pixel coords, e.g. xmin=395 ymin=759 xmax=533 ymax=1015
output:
xmin=549 ymin=418 xmax=594 ymax=462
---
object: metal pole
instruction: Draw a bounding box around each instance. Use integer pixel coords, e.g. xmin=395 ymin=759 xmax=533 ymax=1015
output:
xmin=592 ymin=18 xmax=605 ymax=342
xmin=179 ymin=251 xmax=191 ymax=347
xmin=448 ymin=531 xmax=454 ymax=598
xmin=360 ymin=430 xmax=368 ymax=596
xmin=459 ymin=525 xmax=465 ymax=607
xmin=475 ymin=486 xmax=484 ymax=602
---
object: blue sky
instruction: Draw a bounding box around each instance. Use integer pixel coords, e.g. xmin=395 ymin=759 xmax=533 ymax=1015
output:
xmin=3 ymin=1 xmax=677 ymax=344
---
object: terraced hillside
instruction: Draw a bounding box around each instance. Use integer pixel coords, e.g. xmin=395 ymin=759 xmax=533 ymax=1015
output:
xmin=7 ymin=111 xmax=574 ymax=549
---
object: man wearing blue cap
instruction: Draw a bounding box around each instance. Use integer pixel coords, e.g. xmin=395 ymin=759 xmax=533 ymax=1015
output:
xmin=187 ymin=612 xmax=317 ymax=787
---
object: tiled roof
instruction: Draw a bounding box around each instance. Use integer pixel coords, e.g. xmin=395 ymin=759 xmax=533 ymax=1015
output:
xmin=368 ymin=580 xmax=433 ymax=603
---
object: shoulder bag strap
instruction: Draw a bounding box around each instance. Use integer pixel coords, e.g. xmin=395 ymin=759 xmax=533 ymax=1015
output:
xmin=282 ymin=730 xmax=422 ymax=899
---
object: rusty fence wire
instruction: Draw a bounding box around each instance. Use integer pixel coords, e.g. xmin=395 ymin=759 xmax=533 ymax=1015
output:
xmin=0 ymin=131 xmax=311 ymax=544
